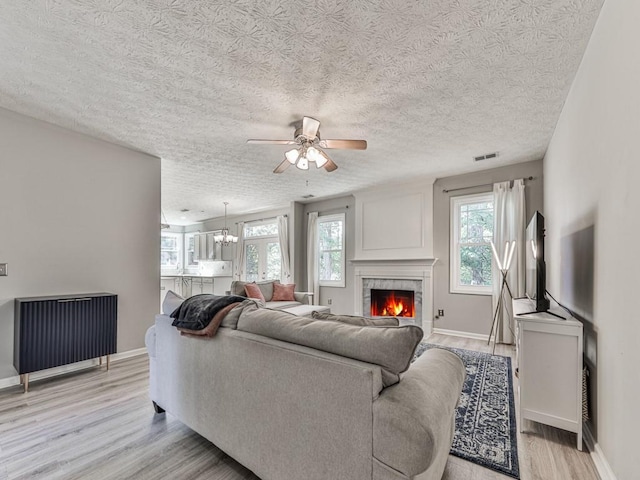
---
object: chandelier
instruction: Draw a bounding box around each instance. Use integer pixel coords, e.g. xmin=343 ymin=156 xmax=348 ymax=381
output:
xmin=214 ymin=202 xmax=238 ymax=246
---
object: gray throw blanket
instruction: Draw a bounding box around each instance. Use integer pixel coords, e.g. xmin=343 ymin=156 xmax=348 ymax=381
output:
xmin=171 ymin=294 xmax=246 ymax=330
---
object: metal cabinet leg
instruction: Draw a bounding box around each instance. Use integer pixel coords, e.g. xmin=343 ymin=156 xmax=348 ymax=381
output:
xmin=20 ymin=373 xmax=29 ymax=393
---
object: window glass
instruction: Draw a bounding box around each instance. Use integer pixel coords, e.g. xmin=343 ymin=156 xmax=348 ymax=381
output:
xmin=244 ymin=222 xmax=278 ymax=238
xmin=245 ymin=243 xmax=259 ymax=282
xmin=318 ymin=214 xmax=345 ymax=287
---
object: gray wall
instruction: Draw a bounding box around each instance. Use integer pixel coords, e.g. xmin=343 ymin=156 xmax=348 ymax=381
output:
xmin=300 ymin=196 xmax=355 ymax=314
xmin=0 ymin=107 xmax=160 ymax=380
xmin=432 ymin=160 xmax=543 ymax=336
xmin=543 ymin=0 xmax=639 ymax=475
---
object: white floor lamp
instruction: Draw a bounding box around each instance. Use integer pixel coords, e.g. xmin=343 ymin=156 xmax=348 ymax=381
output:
xmin=487 ymin=240 xmax=516 ymax=354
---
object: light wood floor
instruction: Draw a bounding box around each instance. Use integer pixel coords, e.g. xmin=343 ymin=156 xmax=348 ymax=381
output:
xmin=0 ymin=334 xmax=599 ymax=480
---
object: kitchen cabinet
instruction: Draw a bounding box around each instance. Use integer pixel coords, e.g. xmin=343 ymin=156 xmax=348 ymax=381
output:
xmin=190 ymin=277 xmax=215 ymax=296
xmin=193 ymin=232 xmax=222 ymax=261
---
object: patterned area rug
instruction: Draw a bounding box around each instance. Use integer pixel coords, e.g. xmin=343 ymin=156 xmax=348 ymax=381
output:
xmin=414 ymin=343 xmax=520 ymax=479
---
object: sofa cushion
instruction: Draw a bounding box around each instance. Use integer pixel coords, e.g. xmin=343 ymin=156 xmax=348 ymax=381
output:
xmin=221 ymin=299 xmax=262 ymax=329
xmin=244 ymin=283 xmax=266 ymax=303
xmin=237 ymin=306 xmax=423 ymax=387
xmin=311 ymin=311 xmax=400 ymax=327
xmin=162 ymin=290 xmax=185 ymax=315
xmin=232 ymin=280 xmax=276 ymax=301
xmin=272 ymin=282 xmax=296 ymax=301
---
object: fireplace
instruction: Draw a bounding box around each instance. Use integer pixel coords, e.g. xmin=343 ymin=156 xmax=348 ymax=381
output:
xmin=370 ymin=289 xmax=415 ymax=318
xmin=354 ymin=259 xmax=436 ymax=330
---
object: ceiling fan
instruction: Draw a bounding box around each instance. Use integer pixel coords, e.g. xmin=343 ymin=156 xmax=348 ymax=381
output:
xmin=247 ymin=116 xmax=367 ymax=173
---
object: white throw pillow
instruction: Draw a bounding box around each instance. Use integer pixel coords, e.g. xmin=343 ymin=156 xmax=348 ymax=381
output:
xmin=163 ymin=290 xmax=185 ymax=315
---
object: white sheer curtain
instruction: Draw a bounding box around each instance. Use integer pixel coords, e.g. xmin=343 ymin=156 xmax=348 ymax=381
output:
xmin=234 ymin=221 xmax=245 ymax=280
xmin=277 ymin=215 xmax=292 ymax=283
xmin=307 ymin=212 xmax=319 ymax=305
xmin=492 ymin=179 xmax=526 ymax=344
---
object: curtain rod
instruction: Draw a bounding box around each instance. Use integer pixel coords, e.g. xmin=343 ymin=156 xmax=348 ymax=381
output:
xmin=307 ymin=205 xmax=349 ymax=215
xmin=234 ymin=214 xmax=286 ymax=225
xmin=442 ymin=176 xmax=535 ymax=194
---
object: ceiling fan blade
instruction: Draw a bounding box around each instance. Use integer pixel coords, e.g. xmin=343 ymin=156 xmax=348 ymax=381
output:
xmin=273 ymin=158 xmax=291 ymax=174
xmin=321 ymin=139 xmax=367 ymax=150
xmin=323 ymin=157 xmax=338 ymax=172
xmin=302 ymin=116 xmax=320 ymax=138
xmin=247 ymin=139 xmax=296 ymax=145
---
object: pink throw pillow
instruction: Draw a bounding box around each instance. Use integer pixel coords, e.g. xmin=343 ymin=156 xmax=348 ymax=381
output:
xmin=272 ymin=283 xmax=296 ymax=301
xmin=244 ymin=283 xmax=266 ymax=303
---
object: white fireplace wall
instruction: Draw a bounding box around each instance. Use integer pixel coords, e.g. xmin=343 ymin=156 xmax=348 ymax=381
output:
xmin=354 ymin=180 xmax=435 ymax=260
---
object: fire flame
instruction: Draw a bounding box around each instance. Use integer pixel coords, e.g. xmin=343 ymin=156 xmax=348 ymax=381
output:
xmin=371 ymin=290 xmax=415 ymax=318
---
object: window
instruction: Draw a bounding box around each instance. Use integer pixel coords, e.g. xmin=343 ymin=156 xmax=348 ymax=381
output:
xmin=243 ymin=220 xmax=282 ymax=282
xmin=318 ymin=213 xmax=345 ymax=287
xmin=161 ymin=232 xmax=183 ymax=272
xmin=450 ymin=193 xmax=494 ymax=294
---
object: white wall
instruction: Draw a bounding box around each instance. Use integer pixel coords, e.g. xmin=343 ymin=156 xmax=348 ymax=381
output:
xmin=544 ymin=0 xmax=640 ymax=477
xmin=0 ymin=108 xmax=160 ymax=380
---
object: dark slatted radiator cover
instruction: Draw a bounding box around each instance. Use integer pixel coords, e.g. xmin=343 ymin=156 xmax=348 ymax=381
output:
xmin=14 ymin=293 xmax=117 ymax=375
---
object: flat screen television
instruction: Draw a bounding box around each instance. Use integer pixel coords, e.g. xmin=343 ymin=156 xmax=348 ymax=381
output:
xmin=525 ymin=211 xmax=550 ymax=312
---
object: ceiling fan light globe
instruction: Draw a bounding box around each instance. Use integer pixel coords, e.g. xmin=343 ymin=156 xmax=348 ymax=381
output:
xmin=297 ymin=156 xmax=309 ymax=170
xmin=306 ymin=146 xmax=321 ymax=163
xmin=285 ymin=148 xmax=299 ymax=164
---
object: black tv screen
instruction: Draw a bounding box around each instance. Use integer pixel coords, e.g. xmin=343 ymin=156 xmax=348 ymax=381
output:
xmin=525 ymin=211 xmax=550 ymax=312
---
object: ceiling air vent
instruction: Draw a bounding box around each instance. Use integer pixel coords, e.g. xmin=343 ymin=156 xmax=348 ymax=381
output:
xmin=474 ymin=152 xmax=499 ymax=162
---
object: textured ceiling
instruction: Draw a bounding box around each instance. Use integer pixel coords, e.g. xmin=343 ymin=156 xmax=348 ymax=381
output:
xmin=0 ymin=0 xmax=603 ymax=225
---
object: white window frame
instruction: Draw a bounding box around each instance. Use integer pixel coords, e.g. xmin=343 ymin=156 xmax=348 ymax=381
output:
xmin=317 ymin=213 xmax=346 ymax=288
xmin=161 ymin=231 xmax=183 ymax=274
xmin=450 ymin=193 xmax=493 ymax=295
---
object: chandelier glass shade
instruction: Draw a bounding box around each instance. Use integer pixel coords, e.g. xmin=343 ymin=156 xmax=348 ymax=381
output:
xmin=214 ymin=202 xmax=238 ymax=246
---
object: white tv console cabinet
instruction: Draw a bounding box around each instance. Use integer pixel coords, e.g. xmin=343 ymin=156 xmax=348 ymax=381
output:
xmin=513 ymin=298 xmax=584 ymax=450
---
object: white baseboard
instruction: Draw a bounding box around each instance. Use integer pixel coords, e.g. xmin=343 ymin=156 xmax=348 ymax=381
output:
xmin=432 ymin=327 xmax=490 ymax=342
xmin=584 ymin=424 xmax=617 ymax=480
xmin=0 ymin=347 xmax=148 ymax=391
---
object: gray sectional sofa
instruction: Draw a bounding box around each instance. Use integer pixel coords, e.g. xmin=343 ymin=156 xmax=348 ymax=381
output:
xmin=146 ymin=301 xmax=465 ymax=480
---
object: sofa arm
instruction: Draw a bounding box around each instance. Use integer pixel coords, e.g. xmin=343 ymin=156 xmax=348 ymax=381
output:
xmin=372 ymin=348 xmax=465 ymax=478
xmin=293 ymin=291 xmax=313 ymax=305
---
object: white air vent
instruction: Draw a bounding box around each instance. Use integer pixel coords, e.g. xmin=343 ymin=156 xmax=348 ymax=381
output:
xmin=474 ymin=152 xmax=499 ymax=161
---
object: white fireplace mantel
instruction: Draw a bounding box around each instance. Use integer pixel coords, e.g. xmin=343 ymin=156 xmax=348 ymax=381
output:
xmin=352 ymin=258 xmax=438 ymax=332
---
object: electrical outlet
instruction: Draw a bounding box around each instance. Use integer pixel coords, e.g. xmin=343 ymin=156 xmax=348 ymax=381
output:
xmin=0 ymin=263 xmax=7 ymax=276
xmin=327 ymin=299 xmax=332 ymax=305
xmin=437 ymin=309 xmax=444 ymax=317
